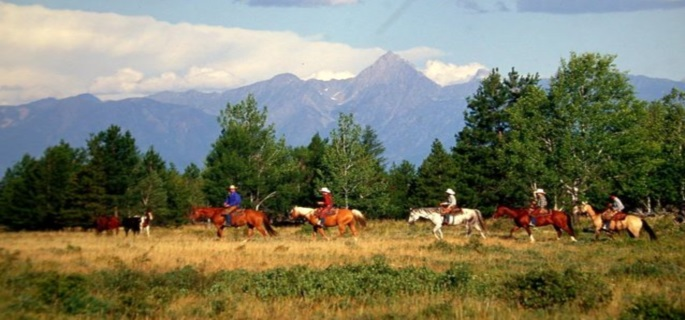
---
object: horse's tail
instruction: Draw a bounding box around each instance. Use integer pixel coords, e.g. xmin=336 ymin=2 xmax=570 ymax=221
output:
xmin=262 ymin=212 xmax=278 ymax=236
xmin=475 ymin=209 xmax=486 ymax=232
xmin=352 ymin=209 xmax=367 ymax=227
xmin=641 ymin=219 xmax=657 ymax=241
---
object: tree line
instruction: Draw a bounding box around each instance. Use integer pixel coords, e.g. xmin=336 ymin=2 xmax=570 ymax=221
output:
xmin=1 ymin=52 xmax=684 ymax=231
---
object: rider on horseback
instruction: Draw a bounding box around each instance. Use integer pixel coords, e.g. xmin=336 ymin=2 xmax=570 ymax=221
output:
xmin=529 ymin=189 xmax=548 ymax=227
xmin=316 ymin=187 xmax=333 ymax=227
xmin=223 ymin=185 xmax=242 ymax=227
xmin=602 ymin=194 xmax=625 ymax=231
xmin=440 ymin=188 xmax=461 ymax=214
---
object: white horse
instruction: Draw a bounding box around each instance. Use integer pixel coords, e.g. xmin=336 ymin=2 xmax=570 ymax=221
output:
xmin=407 ymin=207 xmax=487 ymax=240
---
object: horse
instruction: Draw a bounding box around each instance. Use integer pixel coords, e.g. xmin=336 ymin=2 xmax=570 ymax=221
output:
xmin=140 ymin=209 xmax=153 ymax=237
xmin=189 ymin=206 xmax=278 ymax=240
xmin=289 ymin=206 xmax=366 ymax=240
xmin=493 ymin=205 xmax=577 ymax=243
xmin=123 ymin=209 xmax=154 ymax=237
xmin=95 ymin=215 xmax=120 ymax=235
xmin=574 ymin=202 xmax=656 ymax=241
xmin=407 ymin=207 xmax=487 ymax=240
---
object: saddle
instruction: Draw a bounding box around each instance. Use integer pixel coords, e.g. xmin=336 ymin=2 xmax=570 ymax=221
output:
xmin=602 ymin=210 xmax=627 ymax=222
xmin=316 ymin=207 xmax=336 ymax=217
xmin=441 ymin=206 xmax=462 ymax=215
xmin=610 ymin=212 xmax=628 ymax=221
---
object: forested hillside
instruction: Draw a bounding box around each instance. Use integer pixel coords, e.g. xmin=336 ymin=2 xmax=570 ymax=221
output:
xmin=1 ymin=52 xmax=684 ymax=231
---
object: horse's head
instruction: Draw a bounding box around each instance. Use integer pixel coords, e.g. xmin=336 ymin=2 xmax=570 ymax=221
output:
xmin=407 ymin=208 xmax=420 ymax=224
xmin=493 ymin=205 xmax=506 ymax=218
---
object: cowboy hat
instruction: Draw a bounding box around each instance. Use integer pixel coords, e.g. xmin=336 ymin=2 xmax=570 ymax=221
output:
xmin=534 ymin=188 xmax=545 ymax=194
xmin=228 ymin=185 xmax=237 ymax=190
xmin=446 ymin=188 xmax=455 ymax=195
xmin=319 ymin=187 xmax=331 ymax=193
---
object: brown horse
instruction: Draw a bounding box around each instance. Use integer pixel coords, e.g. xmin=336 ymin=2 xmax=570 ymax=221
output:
xmin=493 ymin=205 xmax=577 ymax=243
xmin=574 ymin=202 xmax=656 ymax=241
xmin=95 ymin=215 xmax=120 ymax=235
xmin=289 ymin=206 xmax=366 ymax=240
xmin=189 ymin=206 xmax=277 ymax=240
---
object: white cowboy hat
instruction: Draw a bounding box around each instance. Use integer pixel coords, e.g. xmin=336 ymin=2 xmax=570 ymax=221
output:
xmin=228 ymin=185 xmax=236 ymax=190
xmin=446 ymin=188 xmax=455 ymax=195
xmin=535 ymin=188 xmax=545 ymax=194
xmin=319 ymin=187 xmax=331 ymax=193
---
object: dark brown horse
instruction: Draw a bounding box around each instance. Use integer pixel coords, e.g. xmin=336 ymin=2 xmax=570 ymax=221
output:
xmin=493 ymin=205 xmax=577 ymax=243
xmin=95 ymin=215 xmax=120 ymax=235
xmin=289 ymin=206 xmax=366 ymax=240
xmin=189 ymin=207 xmax=277 ymax=240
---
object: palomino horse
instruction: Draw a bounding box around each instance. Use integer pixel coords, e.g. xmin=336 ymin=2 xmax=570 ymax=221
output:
xmin=289 ymin=206 xmax=366 ymax=240
xmin=189 ymin=207 xmax=277 ymax=240
xmin=574 ymin=202 xmax=656 ymax=241
xmin=407 ymin=207 xmax=486 ymax=240
xmin=493 ymin=205 xmax=577 ymax=243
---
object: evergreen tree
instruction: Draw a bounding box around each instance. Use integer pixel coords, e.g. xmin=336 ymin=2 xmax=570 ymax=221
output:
xmin=81 ymin=125 xmax=140 ymax=214
xmin=453 ymin=68 xmax=540 ymax=209
xmin=414 ymin=139 xmax=457 ymax=208
xmin=0 ymin=155 xmax=40 ymax=230
xmin=33 ymin=141 xmax=86 ymax=229
xmin=386 ymin=160 xmax=417 ymax=219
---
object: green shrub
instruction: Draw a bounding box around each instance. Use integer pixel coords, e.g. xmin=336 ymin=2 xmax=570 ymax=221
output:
xmin=620 ymin=295 xmax=685 ymax=320
xmin=505 ymin=268 xmax=611 ymax=311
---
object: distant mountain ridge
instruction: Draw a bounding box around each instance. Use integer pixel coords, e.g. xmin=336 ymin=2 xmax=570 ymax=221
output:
xmin=1 ymin=52 xmax=684 ymax=175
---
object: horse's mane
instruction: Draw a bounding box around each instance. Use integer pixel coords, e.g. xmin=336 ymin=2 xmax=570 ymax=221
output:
xmin=293 ymin=206 xmax=316 ymax=216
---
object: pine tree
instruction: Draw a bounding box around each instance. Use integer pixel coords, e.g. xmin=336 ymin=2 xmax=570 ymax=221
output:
xmin=414 ymin=139 xmax=457 ymax=207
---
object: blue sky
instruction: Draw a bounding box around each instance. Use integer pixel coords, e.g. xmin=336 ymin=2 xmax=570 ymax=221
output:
xmin=1 ymin=0 xmax=684 ymax=105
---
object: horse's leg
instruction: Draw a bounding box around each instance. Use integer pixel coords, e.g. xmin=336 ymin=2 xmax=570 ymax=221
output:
xmin=348 ymin=221 xmax=358 ymax=238
xmin=432 ymin=225 xmax=443 ymax=240
xmin=524 ymin=226 xmax=535 ymax=243
xmin=337 ymin=224 xmax=346 ymax=237
xmin=553 ymin=225 xmax=562 ymax=240
xmin=509 ymin=226 xmax=519 ymax=238
xmin=474 ymin=223 xmax=486 ymax=238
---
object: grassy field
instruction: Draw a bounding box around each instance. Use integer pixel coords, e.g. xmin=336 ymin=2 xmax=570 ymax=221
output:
xmin=1 ymin=215 xmax=684 ymax=319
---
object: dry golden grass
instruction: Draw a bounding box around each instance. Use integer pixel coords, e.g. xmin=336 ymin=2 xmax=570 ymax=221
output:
xmin=1 ymin=216 xmax=683 ymax=319
xmin=0 ymin=219 xmax=595 ymax=274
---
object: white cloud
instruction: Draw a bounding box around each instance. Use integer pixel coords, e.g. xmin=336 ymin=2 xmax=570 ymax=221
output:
xmin=421 ymin=60 xmax=488 ymax=86
xmin=0 ymin=2 xmax=483 ymax=104
xmin=0 ymin=3 xmax=386 ymax=104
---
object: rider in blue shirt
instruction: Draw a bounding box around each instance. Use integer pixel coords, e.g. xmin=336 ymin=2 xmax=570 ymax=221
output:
xmin=223 ymin=185 xmax=242 ymax=226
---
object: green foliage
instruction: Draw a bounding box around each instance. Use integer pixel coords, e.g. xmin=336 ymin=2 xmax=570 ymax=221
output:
xmin=621 ymin=295 xmax=685 ymax=320
xmin=505 ymin=268 xmax=611 ymax=311
xmin=317 ymin=113 xmax=389 ymax=218
xmin=609 ymin=257 xmax=679 ymax=278
xmin=413 ymin=139 xmax=457 ymax=207
xmin=385 ymin=160 xmax=417 ymax=219
xmin=203 ymin=94 xmax=296 ymax=213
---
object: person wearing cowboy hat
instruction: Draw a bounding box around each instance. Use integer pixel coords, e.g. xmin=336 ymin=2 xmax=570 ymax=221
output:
xmin=315 ymin=187 xmax=334 ymax=227
xmin=529 ymin=188 xmax=548 ymax=226
xmin=440 ymin=188 xmax=460 ymax=215
xmin=222 ymin=185 xmax=242 ymax=227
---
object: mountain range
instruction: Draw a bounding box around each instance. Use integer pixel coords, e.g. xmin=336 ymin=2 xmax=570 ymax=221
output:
xmin=1 ymin=52 xmax=684 ymax=175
